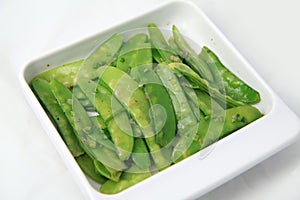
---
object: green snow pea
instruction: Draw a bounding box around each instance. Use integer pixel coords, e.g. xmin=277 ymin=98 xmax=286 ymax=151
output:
xmin=30 ymin=78 xmax=84 ymax=157
xmin=100 ymin=166 xmax=152 ymax=194
xmin=199 ymin=46 xmax=261 ymax=104
xmin=94 ymin=160 xmax=122 ymax=182
xmin=176 ymin=105 xmax=263 ymax=162
xmin=116 ymin=34 xmax=152 ymax=73
xmin=148 ymin=23 xmax=181 ymax=64
xmin=77 ymin=78 xmax=134 ymax=160
xmin=172 ymin=25 xmax=214 ymax=83
xmin=78 ymin=34 xmax=123 ymax=80
xmin=132 ymin=138 xmax=151 ymax=170
xmin=195 ymin=90 xmax=224 ymax=116
xmin=75 ymin=154 xmax=107 ymax=184
xmin=50 ymin=79 xmax=127 ymax=171
xmin=130 ymin=65 xmax=177 ymax=147
xmin=32 ymin=60 xmax=83 ymax=88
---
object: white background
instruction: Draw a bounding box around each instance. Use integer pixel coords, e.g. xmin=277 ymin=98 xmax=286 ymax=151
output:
xmin=1 ymin=0 xmax=300 ymax=199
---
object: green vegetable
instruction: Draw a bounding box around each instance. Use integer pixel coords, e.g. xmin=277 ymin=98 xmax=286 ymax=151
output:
xmin=31 ymin=78 xmax=84 ymax=157
xmin=75 ymin=154 xmax=107 ymax=184
xmin=132 ymin=138 xmax=151 ymax=170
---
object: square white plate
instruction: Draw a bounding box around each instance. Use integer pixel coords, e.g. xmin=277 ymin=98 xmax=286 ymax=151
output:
xmin=19 ymin=1 xmax=300 ymax=199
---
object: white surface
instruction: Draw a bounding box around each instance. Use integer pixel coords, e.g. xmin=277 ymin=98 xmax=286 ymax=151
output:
xmin=1 ymin=0 xmax=300 ymax=199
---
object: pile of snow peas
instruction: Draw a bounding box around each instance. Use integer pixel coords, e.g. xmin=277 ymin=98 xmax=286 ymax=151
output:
xmin=30 ymin=23 xmax=263 ymax=194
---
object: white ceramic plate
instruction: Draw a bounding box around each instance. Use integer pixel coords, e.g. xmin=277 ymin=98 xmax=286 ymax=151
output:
xmin=19 ymin=1 xmax=300 ymax=199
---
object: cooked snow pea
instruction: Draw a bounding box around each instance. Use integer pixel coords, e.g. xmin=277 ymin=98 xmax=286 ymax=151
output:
xmin=130 ymin=66 xmax=177 ymax=147
xmin=155 ymin=64 xmax=198 ymax=161
xmin=75 ymin=154 xmax=107 ymax=184
xmin=50 ymin=79 xmax=127 ymax=171
xmin=30 ymin=78 xmax=84 ymax=157
xmin=32 ymin=60 xmax=83 ymax=88
xmin=148 ymin=23 xmax=181 ymax=64
xmin=132 ymin=138 xmax=151 ymax=170
xmin=195 ymin=90 xmax=224 ymax=116
xmin=199 ymin=46 xmax=261 ymax=104
xmin=100 ymin=166 xmax=152 ymax=194
xmin=116 ymin=34 xmax=152 ymax=72
xmin=172 ymin=25 xmax=214 ymax=83
xmin=168 ymin=62 xmax=245 ymax=107
xmin=78 ymin=34 xmax=123 ymax=80
xmin=176 ymin=105 xmax=263 ymax=162
xmin=94 ymin=160 xmax=122 ymax=182
xmin=77 ymin=78 xmax=134 ymax=160
xmin=98 ymin=66 xmax=154 ymax=137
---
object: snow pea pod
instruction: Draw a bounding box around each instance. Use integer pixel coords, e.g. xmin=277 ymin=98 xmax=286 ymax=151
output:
xmin=195 ymin=90 xmax=224 ymax=116
xmin=100 ymin=166 xmax=152 ymax=194
xmin=130 ymin=65 xmax=177 ymax=147
xmin=132 ymin=138 xmax=151 ymax=170
xmin=116 ymin=34 xmax=152 ymax=73
xmin=75 ymin=154 xmax=107 ymax=184
xmin=30 ymin=78 xmax=84 ymax=157
xmin=176 ymin=105 xmax=263 ymax=162
xmin=78 ymin=34 xmax=123 ymax=80
xmin=50 ymin=79 xmax=127 ymax=171
xmin=77 ymin=78 xmax=134 ymax=160
xmin=148 ymin=23 xmax=180 ymax=64
xmin=94 ymin=160 xmax=122 ymax=182
xmin=199 ymin=46 xmax=261 ymax=104
xmin=172 ymin=25 xmax=214 ymax=83
xmin=32 ymin=60 xmax=83 ymax=88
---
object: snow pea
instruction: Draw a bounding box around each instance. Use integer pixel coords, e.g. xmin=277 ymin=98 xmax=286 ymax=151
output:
xmin=77 ymin=78 xmax=134 ymax=160
xmin=172 ymin=25 xmax=214 ymax=83
xmin=30 ymin=78 xmax=84 ymax=157
xmin=116 ymin=34 xmax=152 ymax=73
xmin=199 ymin=46 xmax=261 ymax=104
xmin=130 ymin=65 xmax=177 ymax=147
xmin=75 ymin=154 xmax=107 ymax=184
xmin=195 ymin=90 xmax=224 ymax=116
xmin=176 ymin=105 xmax=263 ymax=162
xmin=100 ymin=166 xmax=152 ymax=194
xmin=94 ymin=160 xmax=122 ymax=182
xmin=148 ymin=23 xmax=180 ymax=64
xmin=50 ymin=79 xmax=127 ymax=171
xmin=132 ymin=138 xmax=151 ymax=170
xmin=32 ymin=60 xmax=83 ymax=88
xmin=78 ymin=34 xmax=123 ymax=80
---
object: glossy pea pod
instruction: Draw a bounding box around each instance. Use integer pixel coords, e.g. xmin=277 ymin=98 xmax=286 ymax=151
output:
xmin=130 ymin=65 xmax=177 ymax=147
xmin=50 ymin=79 xmax=128 ymax=171
xmin=176 ymin=105 xmax=263 ymax=162
xmin=94 ymin=160 xmax=122 ymax=182
xmin=75 ymin=154 xmax=107 ymax=184
xmin=78 ymin=34 xmax=123 ymax=80
xmin=172 ymin=25 xmax=215 ymax=83
xmin=198 ymin=46 xmax=261 ymax=104
xmin=30 ymin=78 xmax=84 ymax=157
xmin=77 ymin=78 xmax=134 ymax=161
xmin=155 ymin=64 xmax=199 ymax=162
xmin=116 ymin=33 xmax=153 ymax=73
xmin=148 ymin=23 xmax=181 ymax=64
xmin=98 ymin=66 xmax=171 ymax=170
xmin=31 ymin=60 xmax=83 ymax=88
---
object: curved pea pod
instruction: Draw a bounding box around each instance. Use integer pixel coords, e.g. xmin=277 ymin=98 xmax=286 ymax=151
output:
xmin=98 ymin=66 xmax=155 ymax=138
xmin=148 ymin=23 xmax=181 ymax=64
xmin=199 ymin=46 xmax=261 ymax=104
xmin=30 ymin=78 xmax=84 ymax=157
xmin=130 ymin=66 xmax=177 ymax=147
xmin=195 ymin=90 xmax=224 ymax=116
xmin=116 ymin=34 xmax=152 ymax=72
xmin=77 ymin=78 xmax=134 ymax=160
xmin=176 ymin=105 xmax=263 ymax=162
xmin=100 ymin=166 xmax=152 ymax=194
xmin=78 ymin=34 xmax=123 ymax=80
xmin=94 ymin=160 xmax=122 ymax=182
xmin=75 ymin=154 xmax=107 ymax=184
xmin=31 ymin=60 xmax=83 ymax=88
xmin=172 ymin=25 xmax=214 ymax=83
xmin=168 ymin=62 xmax=245 ymax=107
xmin=132 ymin=138 xmax=151 ymax=170
xmin=50 ymin=79 xmax=127 ymax=171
